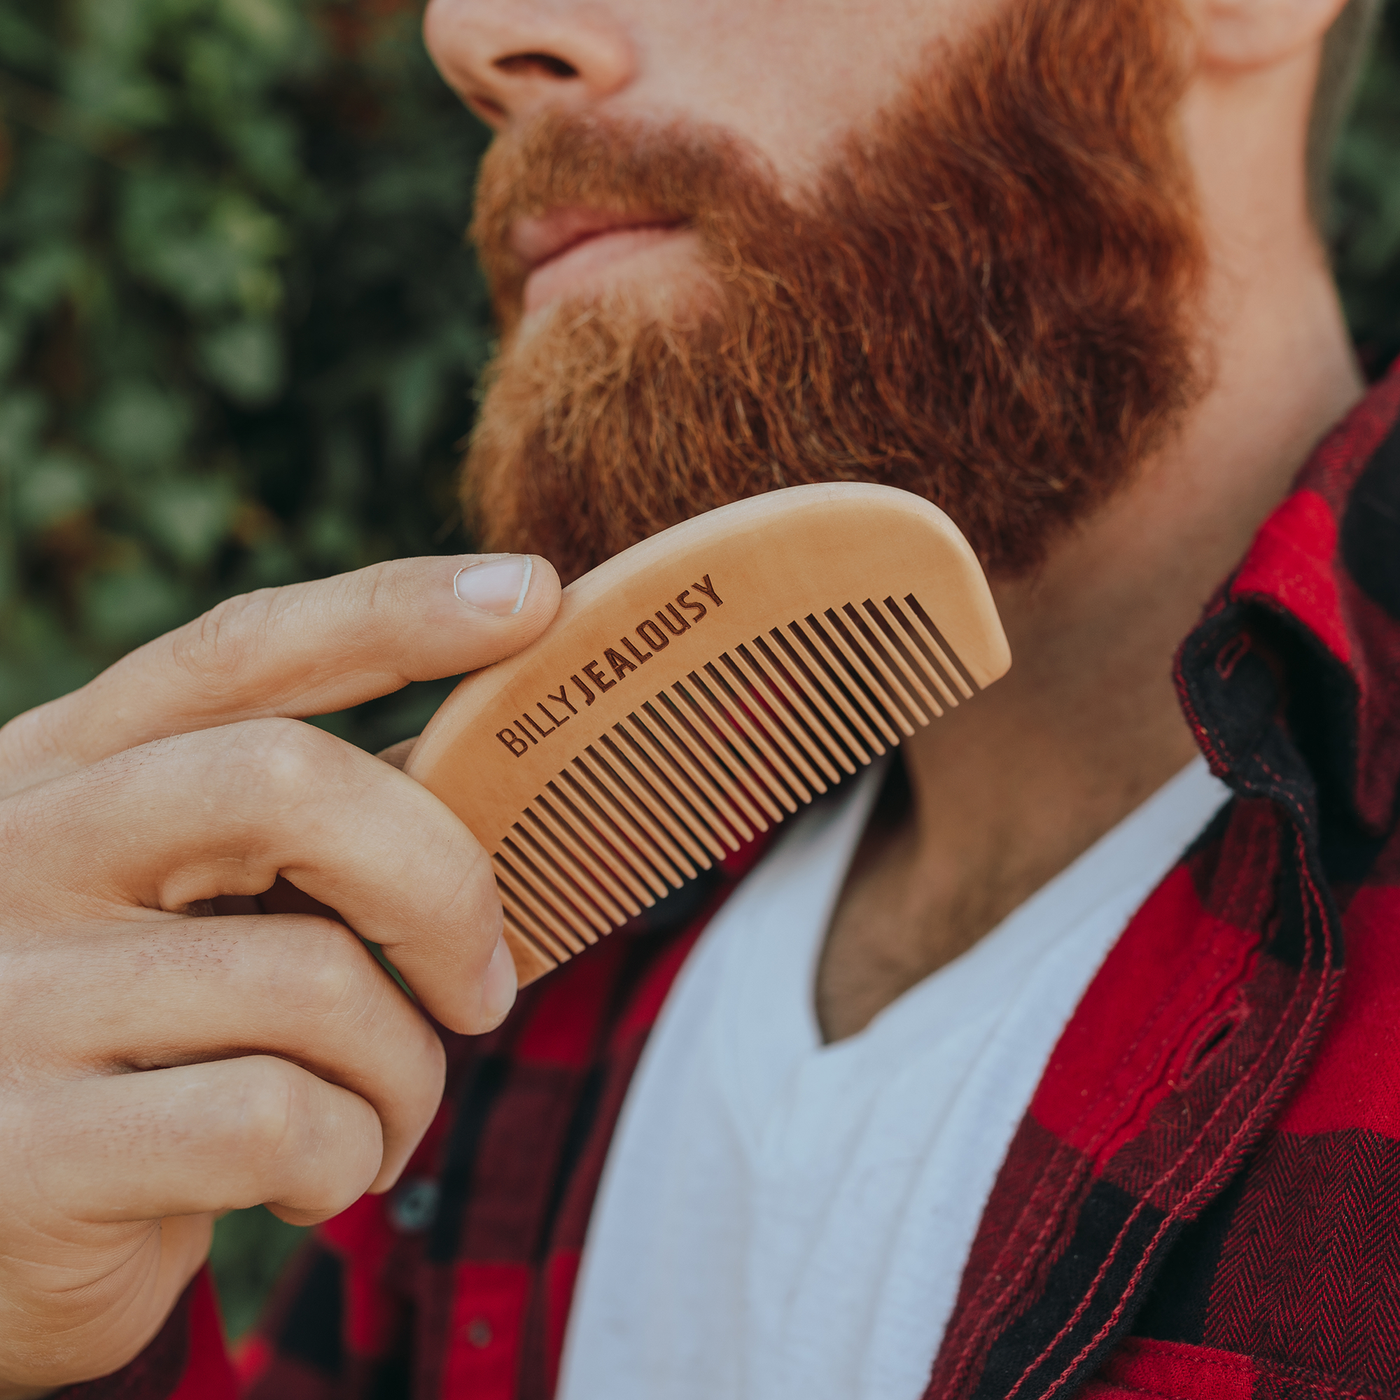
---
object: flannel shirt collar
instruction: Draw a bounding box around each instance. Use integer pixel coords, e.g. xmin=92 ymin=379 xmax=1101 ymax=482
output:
xmin=1176 ymin=360 xmax=1400 ymax=848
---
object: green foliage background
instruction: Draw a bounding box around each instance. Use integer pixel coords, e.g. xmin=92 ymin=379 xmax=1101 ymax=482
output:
xmin=1 ymin=0 xmax=1399 ymax=1344
xmin=0 ymin=0 xmax=491 ymax=753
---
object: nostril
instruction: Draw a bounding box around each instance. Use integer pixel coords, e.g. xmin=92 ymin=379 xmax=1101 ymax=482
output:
xmin=495 ymin=51 xmax=580 ymax=80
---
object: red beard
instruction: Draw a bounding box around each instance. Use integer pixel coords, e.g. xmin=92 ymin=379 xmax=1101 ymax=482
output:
xmin=463 ymin=0 xmax=1206 ymax=584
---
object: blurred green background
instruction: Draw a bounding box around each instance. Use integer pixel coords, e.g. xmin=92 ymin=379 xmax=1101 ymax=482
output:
xmin=0 ymin=0 xmax=491 ymax=757
xmin=1 ymin=0 xmax=1399 ymax=1346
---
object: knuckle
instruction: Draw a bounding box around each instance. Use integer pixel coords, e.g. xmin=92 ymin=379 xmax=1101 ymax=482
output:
xmin=0 ymin=1089 xmax=45 ymax=1170
xmin=295 ymin=924 xmax=370 ymax=1021
xmin=400 ymin=843 xmax=502 ymax=981
xmin=231 ymin=1058 xmax=380 ymax=1213
xmin=316 ymin=561 xmax=396 ymax=632
xmin=167 ymin=589 xmax=278 ymax=697
xmin=379 ymin=803 xmax=498 ymax=939
xmin=236 ymin=717 xmax=342 ymax=804
xmin=291 ymin=932 xmax=443 ymax=1116
xmin=292 ymin=1107 xmax=381 ymax=1219
xmin=232 ymin=1056 xmax=304 ymax=1161
xmin=351 ymin=560 xmax=397 ymax=614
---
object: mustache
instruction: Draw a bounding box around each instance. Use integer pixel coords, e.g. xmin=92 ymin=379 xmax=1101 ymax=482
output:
xmin=468 ymin=111 xmax=796 ymax=329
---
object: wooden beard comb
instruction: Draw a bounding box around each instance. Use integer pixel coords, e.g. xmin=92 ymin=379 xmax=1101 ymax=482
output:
xmin=406 ymin=483 xmax=1011 ymax=986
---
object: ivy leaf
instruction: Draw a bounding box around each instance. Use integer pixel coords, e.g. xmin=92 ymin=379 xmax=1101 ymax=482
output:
xmin=199 ymin=319 xmax=284 ymax=405
xmin=16 ymin=450 xmax=92 ymax=529
xmin=144 ymin=474 xmax=238 ymax=567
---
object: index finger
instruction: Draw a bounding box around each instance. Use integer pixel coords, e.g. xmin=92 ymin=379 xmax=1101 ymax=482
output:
xmin=0 ymin=553 xmax=560 ymax=797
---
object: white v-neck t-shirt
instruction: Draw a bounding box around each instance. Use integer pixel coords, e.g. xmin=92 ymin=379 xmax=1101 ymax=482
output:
xmin=558 ymin=758 xmax=1231 ymax=1400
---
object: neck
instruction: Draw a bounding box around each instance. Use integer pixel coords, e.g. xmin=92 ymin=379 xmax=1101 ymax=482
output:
xmin=817 ymin=205 xmax=1363 ymax=1042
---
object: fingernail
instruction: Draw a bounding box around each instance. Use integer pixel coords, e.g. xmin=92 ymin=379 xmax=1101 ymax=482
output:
xmin=480 ymin=932 xmax=519 ymax=1028
xmin=453 ymin=556 xmax=533 ymax=616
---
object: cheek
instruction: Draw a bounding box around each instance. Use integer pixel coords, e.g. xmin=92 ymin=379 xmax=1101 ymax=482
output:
xmin=615 ymin=0 xmax=991 ymax=193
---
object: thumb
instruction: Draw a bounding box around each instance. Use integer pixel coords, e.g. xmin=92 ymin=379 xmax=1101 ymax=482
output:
xmin=0 ymin=554 xmax=560 ymax=794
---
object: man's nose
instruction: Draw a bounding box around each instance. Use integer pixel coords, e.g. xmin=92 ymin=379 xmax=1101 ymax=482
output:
xmin=423 ymin=1 xmax=634 ymax=128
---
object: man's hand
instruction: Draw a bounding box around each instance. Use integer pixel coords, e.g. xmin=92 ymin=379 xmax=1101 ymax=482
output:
xmin=0 ymin=553 xmax=560 ymax=1398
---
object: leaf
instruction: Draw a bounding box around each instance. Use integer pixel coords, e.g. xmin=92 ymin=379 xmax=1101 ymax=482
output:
xmin=0 ymin=603 xmax=98 ymax=718
xmin=3 ymin=242 xmax=84 ymax=314
xmin=218 ymin=0 xmax=298 ymax=56
xmin=16 ymin=450 xmax=93 ymax=529
xmin=0 ymin=9 xmax=53 ymax=73
xmin=74 ymin=0 xmax=158 ymax=59
xmin=384 ymin=348 xmax=443 ymax=465
xmin=89 ymin=382 xmax=192 ymax=469
xmin=0 ymin=390 xmax=47 ymax=468
xmin=199 ymin=319 xmax=285 ymax=405
xmin=143 ymin=474 xmax=237 ymax=566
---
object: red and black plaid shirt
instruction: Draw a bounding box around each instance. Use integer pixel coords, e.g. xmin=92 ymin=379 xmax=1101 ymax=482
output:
xmin=61 ymin=361 xmax=1400 ymax=1400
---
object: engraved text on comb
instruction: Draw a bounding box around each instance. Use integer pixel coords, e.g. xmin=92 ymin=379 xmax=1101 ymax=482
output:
xmin=495 ymin=574 xmax=724 ymax=757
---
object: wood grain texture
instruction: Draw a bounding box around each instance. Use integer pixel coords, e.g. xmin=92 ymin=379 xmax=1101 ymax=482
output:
xmin=406 ymin=483 xmax=1011 ymax=985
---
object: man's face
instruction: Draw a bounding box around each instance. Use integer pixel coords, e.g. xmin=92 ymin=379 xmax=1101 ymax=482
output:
xmin=425 ymin=0 xmax=1205 ymax=583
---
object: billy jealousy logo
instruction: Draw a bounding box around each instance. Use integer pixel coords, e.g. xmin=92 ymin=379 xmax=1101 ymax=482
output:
xmin=495 ymin=576 xmax=723 ymax=758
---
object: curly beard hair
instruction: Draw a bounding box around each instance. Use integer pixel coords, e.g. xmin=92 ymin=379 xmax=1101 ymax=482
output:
xmin=462 ymin=0 xmax=1206 ymax=584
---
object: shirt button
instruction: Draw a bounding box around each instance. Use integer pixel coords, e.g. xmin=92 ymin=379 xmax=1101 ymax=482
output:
xmin=466 ymin=1317 xmax=493 ymax=1348
xmin=389 ymin=1178 xmax=440 ymax=1232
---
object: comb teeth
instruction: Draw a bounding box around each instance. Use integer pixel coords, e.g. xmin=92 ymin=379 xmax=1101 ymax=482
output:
xmin=493 ymin=592 xmax=980 ymax=973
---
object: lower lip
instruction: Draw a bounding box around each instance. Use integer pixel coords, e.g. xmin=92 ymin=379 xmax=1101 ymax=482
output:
xmin=522 ymin=225 xmax=695 ymax=314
